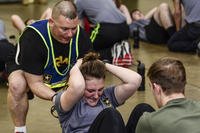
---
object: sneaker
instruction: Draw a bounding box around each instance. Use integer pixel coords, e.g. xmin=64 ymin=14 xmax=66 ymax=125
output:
xmin=197 ymin=41 xmax=200 ymax=57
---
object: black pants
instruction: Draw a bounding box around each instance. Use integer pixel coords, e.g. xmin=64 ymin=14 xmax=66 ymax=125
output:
xmin=167 ymin=23 xmax=200 ymax=52
xmin=126 ymin=103 xmax=155 ymax=133
xmin=88 ymin=103 xmax=155 ymax=133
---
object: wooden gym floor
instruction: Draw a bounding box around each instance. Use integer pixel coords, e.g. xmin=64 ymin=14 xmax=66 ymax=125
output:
xmin=0 ymin=0 xmax=199 ymax=132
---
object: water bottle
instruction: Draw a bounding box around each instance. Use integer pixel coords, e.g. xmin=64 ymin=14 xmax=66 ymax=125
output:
xmin=133 ymin=26 xmax=140 ymax=49
xmin=137 ymin=60 xmax=145 ymax=91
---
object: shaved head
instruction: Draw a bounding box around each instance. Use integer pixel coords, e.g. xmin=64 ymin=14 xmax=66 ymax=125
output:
xmin=52 ymin=0 xmax=77 ymax=20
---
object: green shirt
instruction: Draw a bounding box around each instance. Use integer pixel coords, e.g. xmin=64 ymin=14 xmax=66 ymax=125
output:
xmin=136 ymin=98 xmax=200 ymax=133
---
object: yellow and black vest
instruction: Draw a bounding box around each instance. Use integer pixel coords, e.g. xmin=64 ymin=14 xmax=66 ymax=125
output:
xmin=28 ymin=20 xmax=80 ymax=89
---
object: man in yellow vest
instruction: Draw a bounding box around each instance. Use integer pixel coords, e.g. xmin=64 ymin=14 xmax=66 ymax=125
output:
xmin=7 ymin=1 xmax=92 ymax=133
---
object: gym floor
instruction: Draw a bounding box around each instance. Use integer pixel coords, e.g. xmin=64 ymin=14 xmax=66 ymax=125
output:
xmin=0 ymin=0 xmax=199 ymax=132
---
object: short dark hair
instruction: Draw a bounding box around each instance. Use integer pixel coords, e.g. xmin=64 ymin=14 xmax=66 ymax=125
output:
xmin=130 ymin=9 xmax=140 ymax=20
xmin=114 ymin=0 xmax=122 ymax=8
xmin=147 ymin=57 xmax=186 ymax=95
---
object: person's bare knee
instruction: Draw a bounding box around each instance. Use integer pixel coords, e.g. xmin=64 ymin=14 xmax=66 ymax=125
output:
xmin=159 ymin=3 xmax=171 ymax=16
xmin=153 ymin=9 xmax=162 ymax=26
xmin=159 ymin=3 xmax=169 ymax=11
xmin=156 ymin=3 xmax=174 ymax=28
xmin=8 ymin=70 xmax=27 ymax=101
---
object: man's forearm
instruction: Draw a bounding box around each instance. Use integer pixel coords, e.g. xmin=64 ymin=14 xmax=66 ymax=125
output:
xmin=31 ymin=83 xmax=56 ymax=100
xmin=24 ymin=72 xmax=56 ymax=100
xmin=173 ymin=0 xmax=182 ymax=31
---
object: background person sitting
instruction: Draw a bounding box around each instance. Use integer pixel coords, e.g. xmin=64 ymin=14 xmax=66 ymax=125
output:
xmin=11 ymin=7 xmax=52 ymax=34
xmin=167 ymin=0 xmax=200 ymax=54
xmin=129 ymin=3 xmax=175 ymax=44
xmin=74 ymin=0 xmax=130 ymax=62
xmin=113 ymin=0 xmax=132 ymax=25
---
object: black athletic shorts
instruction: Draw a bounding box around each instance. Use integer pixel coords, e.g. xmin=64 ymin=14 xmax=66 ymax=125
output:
xmin=144 ymin=17 xmax=169 ymax=44
xmin=6 ymin=60 xmax=20 ymax=75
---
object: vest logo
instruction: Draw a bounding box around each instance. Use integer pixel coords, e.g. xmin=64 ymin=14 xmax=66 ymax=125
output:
xmin=102 ymin=97 xmax=112 ymax=107
xmin=55 ymin=56 xmax=69 ymax=67
xmin=43 ymin=74 xmax=52 ymax=84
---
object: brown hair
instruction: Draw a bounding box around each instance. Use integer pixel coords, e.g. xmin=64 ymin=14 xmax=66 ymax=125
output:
xmin=114 ymin=0 xmax=122 ymax=8
xmin=80 ymin=52 xmax=106 ymax=79
xmin=147 ymin=57 xmax=186 ymax=95
xmin=130 ymin=9 xmax=140 ymax=20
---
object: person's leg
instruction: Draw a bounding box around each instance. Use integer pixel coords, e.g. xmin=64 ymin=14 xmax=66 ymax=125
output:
xmin=11 ymin=15 xmax=26 ymax=34
xmin=40 ymin=7 xmax=52 ymax=20
xmin=88 ymin=107 xmax=127 ymax=133
xmin=167 ymin=23 xmax=200 ymax=52
xmin=91 ymin=23 xmax=129 ymax=61
xmin=92 ymin=23 xmax=129 ymax=51
xmin=7 ymin=70 xmax=28 ymax=133
xmin=152 ymin=3 xmax=176 ymax=39
xmin=153 ymin=3 xmax=174 ymax=29
xmin=126 ymin=103 xmax=155 ymax=133
xmin=145 ymin=17 xmax=170 ymax=44
xmin=145 ymin=3 xmax=176 ymax=44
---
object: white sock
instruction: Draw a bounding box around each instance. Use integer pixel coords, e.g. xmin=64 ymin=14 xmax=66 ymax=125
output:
xmin=14 ymin=126 xmax=27 ymax=133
